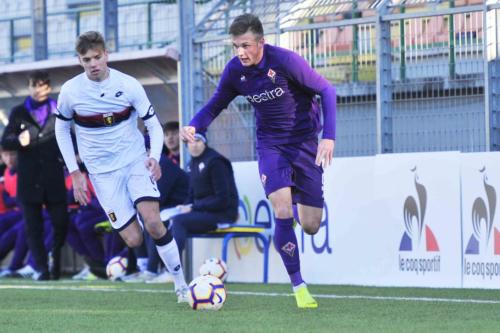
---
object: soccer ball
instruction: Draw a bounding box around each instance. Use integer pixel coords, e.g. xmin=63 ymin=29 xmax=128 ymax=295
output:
xmin=199 ymin=257 xmax=228 ymax=282
xmin=188 ymin=275 xmax=227 ymax=311
xmin=106 ymin=256 xmax=128 ymax=281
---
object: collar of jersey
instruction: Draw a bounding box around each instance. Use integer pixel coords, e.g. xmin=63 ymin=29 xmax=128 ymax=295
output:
xmin=84 ymin=68 xmax=112 ymax=86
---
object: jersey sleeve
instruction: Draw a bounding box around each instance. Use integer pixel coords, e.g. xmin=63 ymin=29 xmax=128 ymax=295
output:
xmin=143 ymin=116 xmax=163 ymax=163
xmin=126 ymin=76 xmax=163 ymax=161
xmin=127 ymin=77 xmax=155 ymax=120
xmin=55 ymin=117 xmax=79 ymax=173
xmin=55 ymin=84 xmax=74 ymax=121
xmin=284 ymin=52 xmax=337 ymax=140
xmin=189 ymin=65 xmax=239 ymax=133
xmin=54 ymin=84 xmax=79 ymax=172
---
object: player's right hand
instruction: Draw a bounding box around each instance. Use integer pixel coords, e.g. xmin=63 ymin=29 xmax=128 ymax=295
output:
xmin=315 ymin=138 xmax=335 ymax=169
xmin=145 ymin=157 xmax=161 ymax=181
xmin=71 ymin=170 xmax=89 ymax=206
xmin=18 ymin=129 xmax=30 ymax=147
xmin=180 ymin=126 xmax=196 ymax=143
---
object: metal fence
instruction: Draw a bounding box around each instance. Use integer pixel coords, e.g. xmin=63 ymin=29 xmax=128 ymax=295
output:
xmin=185 ymin=0 xmax=500 ymax=160
xmin=1 ymin=1 xmax=499 ymax=160
xmin=0 ymin=0 xmax=180 ymax=63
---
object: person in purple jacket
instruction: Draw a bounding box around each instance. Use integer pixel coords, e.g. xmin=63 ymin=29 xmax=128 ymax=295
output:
xmin=1 ymin=71 xmax=69 ymax=281
xmin=181 ymin=14 xmax=336 ymax=309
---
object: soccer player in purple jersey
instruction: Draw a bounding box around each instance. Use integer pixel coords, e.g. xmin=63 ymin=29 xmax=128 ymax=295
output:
xmin=181 ymin=14 xmax=336 ymax=309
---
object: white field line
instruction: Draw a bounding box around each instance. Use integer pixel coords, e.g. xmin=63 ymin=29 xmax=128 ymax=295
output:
xmin=0 ymin=284 xmax=499 ymax=305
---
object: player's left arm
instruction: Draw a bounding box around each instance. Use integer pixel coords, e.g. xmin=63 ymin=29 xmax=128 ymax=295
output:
xmin=284 ymin=52 xmax=337 ymax=168
xmin=129 ymin=78 xmax=163 ymax=181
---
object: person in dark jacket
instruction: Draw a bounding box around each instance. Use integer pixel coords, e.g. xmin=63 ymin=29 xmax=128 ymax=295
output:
xmin=0 ymin=71 xmax=69 ymax=280
xmin=172 ymin=132 xmax=239 ymax=256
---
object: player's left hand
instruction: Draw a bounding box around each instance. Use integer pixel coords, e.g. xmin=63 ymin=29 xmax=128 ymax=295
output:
xmin=145 ymin=157 xmax=161 ymax=181
xmin=315 ymin=139 xmax=335 ymax=168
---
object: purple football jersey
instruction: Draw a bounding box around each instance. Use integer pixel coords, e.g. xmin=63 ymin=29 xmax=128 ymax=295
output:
xmin=190 ymin=44 xmax=336 ymax=148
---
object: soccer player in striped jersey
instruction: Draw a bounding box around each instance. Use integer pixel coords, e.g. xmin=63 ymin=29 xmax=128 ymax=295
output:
xmin=55 ymin=31 xmax=189 ymax=302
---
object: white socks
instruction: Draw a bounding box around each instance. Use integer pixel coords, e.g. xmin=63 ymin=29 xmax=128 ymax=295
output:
xmin=293 ymin=282 xmax=307 ymax=292
xmin=156 ymin=239 xmax=187 ymax=290
xmin=137 ymin=258 xmax=148 ymax=272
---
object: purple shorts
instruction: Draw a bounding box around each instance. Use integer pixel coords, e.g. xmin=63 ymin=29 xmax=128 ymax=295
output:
xmin=257 ymin=139 xmax=324 ymax=208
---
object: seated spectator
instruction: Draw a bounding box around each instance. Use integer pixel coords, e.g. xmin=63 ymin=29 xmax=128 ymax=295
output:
xmin=171 ymin=132 xmax=239 ymax=257
xmin=0 ymin=148 xmax=52 ymax=278
xmin=0 ymin=149 xmax=23 ymax=236
xmin=0 ymin=149 xmax=24 ymax=276
xmin=65 ymin=162 xmax=109 ymax=280
xmin=162 ymin=121 xmax=181 ymax=165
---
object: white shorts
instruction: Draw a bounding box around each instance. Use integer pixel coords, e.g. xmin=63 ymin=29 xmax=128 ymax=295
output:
xmin=89 ymin=155 xmax=160 ymax=231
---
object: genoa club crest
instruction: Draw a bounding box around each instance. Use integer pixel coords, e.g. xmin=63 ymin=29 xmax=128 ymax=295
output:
xmin=107 ymin=210 xmax=117 ymax=223
xmin=103 ymin=112 xmax=114 ymax=126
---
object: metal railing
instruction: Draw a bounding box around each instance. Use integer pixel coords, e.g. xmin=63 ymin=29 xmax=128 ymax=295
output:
xmin=0 ymin=0 xmax=179 ymax=63
xmin=186 ymin=0 xmax=499 ymax=160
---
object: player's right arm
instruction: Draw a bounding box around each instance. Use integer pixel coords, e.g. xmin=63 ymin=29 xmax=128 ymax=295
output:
xmin=126 ymin=76 xmax=163 ymax=180
xmin=184 ymin=65 xmax=238 ymax=142
xmin=54 ymin=85 xmax=88 ymax=205
xmin=284 ymin=51 xmax=337 ymax=168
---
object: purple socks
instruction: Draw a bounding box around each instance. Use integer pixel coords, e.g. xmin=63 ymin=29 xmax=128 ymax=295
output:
xmin=274 ymin=217 xmax=304 ymax=287
xmin=292 ymin=204 xmax=300 ymax=225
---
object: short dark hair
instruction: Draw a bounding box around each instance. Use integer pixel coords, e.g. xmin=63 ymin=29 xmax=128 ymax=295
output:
xmin=162 ymin=121 xmax=179 ymax=132
xmin=229 ymin=14 xmax=263 ymax=38
xmin=28 ymin=70 xmax=50 ymax=86
xmin=76 ymin=31 xmax=106 ymax=55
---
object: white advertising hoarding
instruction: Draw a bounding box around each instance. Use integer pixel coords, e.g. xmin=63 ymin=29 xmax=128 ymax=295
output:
xmin=191 ymin=151 xmax=493 ymax=288
xmin=300 ymin=156 xmax=375 ymax=284
xmin=193 ymin=157 xmax=377 ymax=284
xmin=372 ymin=152 xmax=462 ymax=287
xmin=461 ymin=153 xmax=500 ymax=288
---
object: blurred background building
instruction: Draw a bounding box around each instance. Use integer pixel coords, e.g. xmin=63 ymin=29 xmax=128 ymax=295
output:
xmin=0 ymin=0 xmax=499 ymax=161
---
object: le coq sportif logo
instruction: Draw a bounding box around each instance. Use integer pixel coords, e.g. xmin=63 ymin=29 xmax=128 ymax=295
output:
xmin=399 ymin=166 xmax=439 ymax=252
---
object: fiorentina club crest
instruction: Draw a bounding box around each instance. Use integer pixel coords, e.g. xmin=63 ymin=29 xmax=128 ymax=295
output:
xmin=281 ymin=242 xmax=296 ymax=257
xmin=261 ymin=174 xmax=267 ymax=185
xmin=267 ymin=68 xmax=276 ymax=83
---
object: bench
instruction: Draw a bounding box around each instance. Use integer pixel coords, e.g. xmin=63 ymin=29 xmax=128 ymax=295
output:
xmin=97 ymin=209 xmax=272 ymax=283
xmin=188 ymin=224 xmax=270 ymax=283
